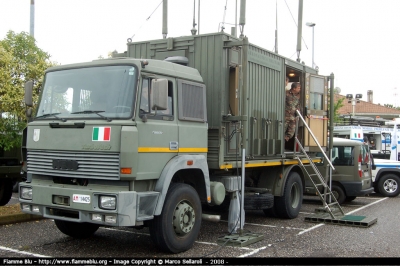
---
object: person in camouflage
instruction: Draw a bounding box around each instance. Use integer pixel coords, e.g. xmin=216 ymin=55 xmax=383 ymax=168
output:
xmin=285 ymin=82 xmax=301 ymax=142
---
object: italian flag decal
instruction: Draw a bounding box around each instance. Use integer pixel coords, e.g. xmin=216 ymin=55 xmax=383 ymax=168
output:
xmin=92 ymin=127 xmax=111 ymax=141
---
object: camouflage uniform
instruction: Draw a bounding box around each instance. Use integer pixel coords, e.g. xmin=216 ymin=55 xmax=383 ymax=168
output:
xmin=285 ymin=89 xmax=301 ymax=139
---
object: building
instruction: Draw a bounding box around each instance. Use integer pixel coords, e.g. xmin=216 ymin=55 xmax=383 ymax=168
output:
xmin=334 ymin=94 xmax=400 ymax=126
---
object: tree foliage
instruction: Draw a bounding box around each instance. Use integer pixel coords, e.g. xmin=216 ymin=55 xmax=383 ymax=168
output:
xmin=0 ymin=31 xmax=56 ymax=150
xmin=333 ymin=97 xmax=344 ymax=123
xmin=328 ymin=88 xmax=345 ymax=124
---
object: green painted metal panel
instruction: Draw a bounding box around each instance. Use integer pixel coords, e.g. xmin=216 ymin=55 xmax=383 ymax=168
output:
xmin=126 ymin=32 xmax=326 ymax=167
xmin=244 ymin=44 xmax=285 ymax=156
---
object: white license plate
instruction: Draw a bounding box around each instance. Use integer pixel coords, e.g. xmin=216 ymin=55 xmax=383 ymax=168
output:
xmin=72 ymin=194 xmax=91 ymax=204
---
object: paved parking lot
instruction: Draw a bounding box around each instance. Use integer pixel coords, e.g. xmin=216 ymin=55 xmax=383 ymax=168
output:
xmin=1 ymin=193 xmax=399 ymax=261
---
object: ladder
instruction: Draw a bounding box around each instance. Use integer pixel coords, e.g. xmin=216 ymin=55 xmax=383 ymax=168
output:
xmin=291 ymin=110 xmax=345 ymax=219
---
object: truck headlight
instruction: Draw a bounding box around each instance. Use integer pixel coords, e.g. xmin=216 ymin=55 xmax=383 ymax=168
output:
xmin=99 ymin=195 xmax=116 ymax=210
xmin=20 ymin=187 xmax=32 ymax=200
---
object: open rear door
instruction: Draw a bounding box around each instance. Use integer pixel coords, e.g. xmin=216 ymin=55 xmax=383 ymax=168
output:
xmin=303 ymin=73 xmax=328 ymax=151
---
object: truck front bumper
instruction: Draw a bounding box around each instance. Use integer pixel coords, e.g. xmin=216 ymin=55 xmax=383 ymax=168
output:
xmin=19 ymin=183 xmax=159 ymax=227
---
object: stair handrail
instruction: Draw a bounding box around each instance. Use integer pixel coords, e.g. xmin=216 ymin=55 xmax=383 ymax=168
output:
xmin=295 ymin=110 xmax=335 ymax=171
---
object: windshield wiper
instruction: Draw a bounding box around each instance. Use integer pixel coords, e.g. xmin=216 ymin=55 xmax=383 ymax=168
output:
xmin=71 ymin=110 xmax=112 ymax=122
xmin=36 ymin=113 xmax=66 ymax=122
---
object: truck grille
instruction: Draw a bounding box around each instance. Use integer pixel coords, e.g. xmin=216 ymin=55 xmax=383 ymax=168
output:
xmin=27 ymin=150 xmax=120 ymax=180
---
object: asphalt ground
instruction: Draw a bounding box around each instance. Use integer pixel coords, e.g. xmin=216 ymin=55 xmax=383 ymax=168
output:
xmin=0 ymin=192 xmax=399 ymax=262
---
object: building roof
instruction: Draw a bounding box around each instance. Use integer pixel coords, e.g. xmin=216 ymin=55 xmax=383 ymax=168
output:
xmin=334 ymin=94 xmax=400 ymax=119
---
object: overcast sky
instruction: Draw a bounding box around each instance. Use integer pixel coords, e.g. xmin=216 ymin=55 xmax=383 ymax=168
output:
xmin=1 ymin=0 xmax=399 ymax=107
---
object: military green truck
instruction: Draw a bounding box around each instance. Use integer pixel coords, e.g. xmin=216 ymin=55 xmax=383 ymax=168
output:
xmin=0 ymin=146 xmax=23 ymax=206
xmin=19 ymin=31 xmax=333 ymax=253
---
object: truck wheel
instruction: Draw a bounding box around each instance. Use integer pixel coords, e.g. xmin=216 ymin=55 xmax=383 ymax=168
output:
xmin=331 ymin=184 xmax=346 ymax=204
xmin=377 ymin=174 xmax=400 ymax=197
xmin=274 ymin=172 xmax=303 ymax=219
xmin=0 ymin=179 xmax=13 ymax=206
xmin=54 ymin=220 xmax=99 ymax=238
xmin=244 ymin=193 xmax=274 ymax=210
xmin=149 ymin=183 xmax=201 ymax=253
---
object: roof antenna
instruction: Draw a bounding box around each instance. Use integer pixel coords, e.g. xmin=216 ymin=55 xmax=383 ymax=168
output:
xmin=30 ymin=0 xmax=35 ymax=37
xmin=274 ymin=0 xmax=278 ymax=53
xmin=162 ymin=0 xmax=168 ymax=39
xmin=191 ymin=0 xmax=197 ymax=35
xmin=198 ymin=0 xmax=201 ymax=34
xmin=239 ymin=0 xmax=246 ymax=39
xmin=296 ymin=0 xmax=303 ymax=62
xmin=220 ymin=0 xmax=228 ymax=32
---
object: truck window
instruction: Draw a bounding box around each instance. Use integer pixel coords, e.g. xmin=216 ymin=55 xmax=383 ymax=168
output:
xmin=140 ymin=78 xmax=173 ymax=119
xmin=309 ymin=76 xmax=324 ymax=110
xmin=37 ymin=65 xmax=137 ymax=120
xmin=177 ymin=79 xmax=207 ymax=122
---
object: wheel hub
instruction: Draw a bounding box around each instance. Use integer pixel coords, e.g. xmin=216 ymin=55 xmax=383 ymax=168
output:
xmin=172 ymin=201 xmax=195 ymax=236
xmin=290 ymin=183 xmax=300 ymax=208
xmin=384 ymin=179 xmax=398 ymax=193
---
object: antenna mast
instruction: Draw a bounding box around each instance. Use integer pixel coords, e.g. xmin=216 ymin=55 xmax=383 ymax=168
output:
xmin=198 ymin=0 xmax=200 ymax=34
xmin=275 ymin=0 xmax=278 ymax=53
xmin=30 ymin=0 xmax=35 ymax=37
xmin=162 ymin=0 xmax=168 ymax=39
xmin=239 ymin=0 xmax=246 ymax=38
xmin=296 ymin=0 xmax=303 ymax=62
xmin=191 ymin=0 xmax=197 ymax=35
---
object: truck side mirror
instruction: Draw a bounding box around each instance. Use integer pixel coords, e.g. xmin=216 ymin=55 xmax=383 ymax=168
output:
xmin=24 ymin=80 xmax=33 ymax=107
xmin=151 ymin=79 xmax=168 ymax=111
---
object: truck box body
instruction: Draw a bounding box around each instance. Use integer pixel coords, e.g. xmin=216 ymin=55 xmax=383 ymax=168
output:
xmin=127 ymin=32 xmax=328 ymax=169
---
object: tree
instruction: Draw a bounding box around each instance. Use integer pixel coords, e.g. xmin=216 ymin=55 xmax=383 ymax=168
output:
xmin=0 ymin=31 xmax=56 ymax=150
xmin=328 ymin=88 xmax=344 ymax=124
xmin=333 ymin=97 xmax=344 ymax=123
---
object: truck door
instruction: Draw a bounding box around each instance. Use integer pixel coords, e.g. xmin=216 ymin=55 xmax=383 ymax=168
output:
xmin=176 ymin=79 xmax=208 ymax=157
xmin=303 ymin=73 xmax=328 ymax=151
xmin=136 ymin=77 xmax=178 ymax=180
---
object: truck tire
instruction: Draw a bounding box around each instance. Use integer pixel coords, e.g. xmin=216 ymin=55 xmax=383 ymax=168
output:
xmin=149 ymin=183 xmax=201 ymax=253
xmin=0 ymin=179 xmax=13 ymax=206
xmin=244 ymin=193 xmax=274 ymax=210
xmin=54 ymin=220 xmax=99 ymax=238
xmin=331 ymin=184 xmax=346 ymax=204
xmin=377 ymin=174 xmax=400 ymax=197
xmin=274 ymin=172 xmax=303 ymax=219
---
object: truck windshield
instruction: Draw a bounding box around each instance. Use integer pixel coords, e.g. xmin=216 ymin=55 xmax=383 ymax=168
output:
xmin=36 ymin=65 xmax=138 ymax=120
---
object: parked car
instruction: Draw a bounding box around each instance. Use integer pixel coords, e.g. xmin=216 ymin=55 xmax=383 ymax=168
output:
xmin=304 ymin=138 xmax=374 ymax=204
xmin=371 ymin=150 xmax=391 ymax=160
xmin=371 ymin=158 xmax=400 ymax=197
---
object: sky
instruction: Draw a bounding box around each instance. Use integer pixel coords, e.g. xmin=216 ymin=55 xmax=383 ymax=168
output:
xmin=1 ymin=0 xmax=400 ymax=107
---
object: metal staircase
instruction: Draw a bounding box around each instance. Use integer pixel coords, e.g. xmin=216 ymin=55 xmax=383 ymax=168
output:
xmin=292 ymin=110 xmax=345 ymax=219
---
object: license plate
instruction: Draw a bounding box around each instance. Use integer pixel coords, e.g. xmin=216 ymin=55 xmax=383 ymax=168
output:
xmin=72 ymin=194 xmax=91 ymax=204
